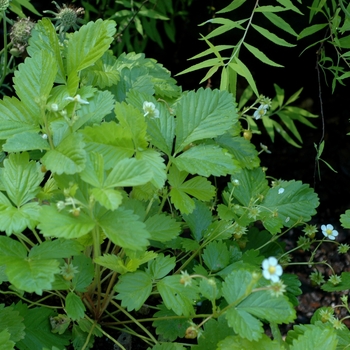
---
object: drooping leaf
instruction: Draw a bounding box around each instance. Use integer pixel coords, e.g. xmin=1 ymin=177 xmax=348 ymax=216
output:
xmin=174 ymin=88 xmax=237 ymax=153
xmin=114 ymin=271 xmax=153 ymax=311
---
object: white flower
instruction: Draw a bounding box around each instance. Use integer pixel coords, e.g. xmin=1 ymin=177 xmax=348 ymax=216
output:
xmin=65 ymin=94 xmax=89 ymax=105
xmin=278 ymin=188 xmax=285 ymax=194
xmin=262 ymin=257 xmax=283 ymax=282
xmin=51 ymin=103 xmax=59 ymax=111
xmin=143 ymin=101 xmax=159 ymax=118
xmin=321 ymin=224 xmax=338 ymax=240
xmin=41 ymin=133 xmax=48 ymax=139
xmin=253 ymin=104 xmax=269 ymax=120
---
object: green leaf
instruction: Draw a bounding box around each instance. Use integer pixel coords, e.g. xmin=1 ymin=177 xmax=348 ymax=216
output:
xmin=260 ymin=180 xmax=319 ymax=233
xmin=67 ymin=19 xmax=116 ymax=74
xmin=277 ymin=112 xmax=302 ymax=143
xmin=175 ymin=57 xmax=223 ymax=77
xmin=321 ymin=272 xmax=350 ymax=292
xmin=2 ymin=153 xmax=44 ymax=207
xmin=145 ymin=214 xmax=181 ymax=243
xmin=174 ymin=88 xmax=237 ymax=153
xmin=276 ymin=0 xmax=303 ymax=14
xmin=42 ymin=133 xmax=86 ymax=175
xmin=252 ymin=24 xmax=296 ymax=47
xmin=290 ymin=326 xmax=337 ymax=350
xmin=229 ymin=58 xmax=259 ymax=97
xmin=147 ymin=254 xmax=176 ymax=280
xmin=217 ymin=0 xmax=246 ymax=13
xmin=15 ymin=303 xmax=70 ymax=350
xmin=0 ymin=305 xmax=25 ymax=343
xmin=263 ymin=12 xmax=298 ymax=37
xmin=298 ymin=23 xmax=328 ymax=40
xmin=13 ymin=50 xmax=57 ymax=113
xmin=255 ymin=5 xmax=288 ymax=13
xmin=226 ymin=308 xmax=263 ymax=341
xmin=0 ymin=97 xmax=40 ymax=139
xmin=152 ymin=304 xmax=189 ymax=342
xmin=217 ymin=334 xmax=282 ymax=350
xmin=202 ymin=241 xmax=230 ymax=272
xmin=173 ymin=144 xmax=239 ymax=177
xmin=65 ymin=292 xmax=86 ymax=321
xmin=98 ymin=208 xmax=150 ymax=250
xmin=91 ymin=188 xmax=123 ymax=211
xmin=27 ymin=18 xmax=65 ymax=83
xmin=157 ymin=275 xmax=199 ymax=316
xmin=183 ymin=199 xmax=212 ymax=242
xmin=3 ymin=132 xmax=50 ymax=153
xmin=0 ymin=330 xmax=15 ymax=350
xmin=38 ymin=205 xmax=95 ymax=239
xmin=243 ymin=42 xmax=284 ymax=67
xmin=71 ymin=254 xmax=94 ymax=293
xmin=114 ymin=271 xmax=152 ymax=311
xmin=340 ymin=210 xmax=350 ymax=229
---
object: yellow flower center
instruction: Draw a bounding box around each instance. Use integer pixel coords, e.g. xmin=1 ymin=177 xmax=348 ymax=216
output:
xmin=326 ymin=229 xmax=332 ymax=236
xmin=268 ymin=266 xmax=276 ymax=274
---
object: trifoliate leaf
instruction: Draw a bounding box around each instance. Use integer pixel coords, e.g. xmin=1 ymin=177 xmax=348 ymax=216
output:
xmin=67 ymin=19 xmax=116 ymax=74
xmin=145 ymin=214 xmax=181 ymax=243
xmin=42 ymin=133 xmax=86 ymax=175
xmin=202 ymin=241 xmax=230 ymax=272
xmin=147 ymin=254 xmax=176 ymax=279
xmin=157 ymin=275 xmax=199 ymax=316
xmin=216 ymin=133 xmax=260 ymax=169
xmin=2 ymin=153 xmax=44 ymax=206
xmin=173 ymin=144 xmax=239 ymax=177
xmin=98 ymin=207 xmax=150 ymax=250
xmin=174 ymin=88 xmax=237 ymax=153
xmin=260 ymin=180 xmax=319 ymax=234
xmin=65 ymin=292 xmax=85 ymax=321
xmin=152 ymin=304 xmax=189 ymax=342
xmin=114 ymin=271 xmax=152 ymax=311
xmin=183 ymin=199 xmax=212 ymax=241
xmin=0 ymin=97 xmax=40 ymax=139
xmin=13 ymin=50 xmax=57 ymax=114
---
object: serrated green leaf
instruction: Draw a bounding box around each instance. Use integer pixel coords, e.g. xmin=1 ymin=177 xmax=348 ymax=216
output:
xmin=229 ymin=58 xmax=259 ymax=97
xmin=157 ymin=275 xmax=199 ymax=316
xmin=0 ymin=236 xmax=27 ymax=264
xmin=202 ymin=241 xmax=230 ymax=272
xmin=260 ymin=180 xmax=319 ymax=233
xmin=15 ymin=303 xmax=70 ymax=350
xmin=183 ymin=199 xmax=212 ymax=242
xmin=175 ymin=57 xmax=223 ymax=77
xmin=243 ymin=42 xmax=284 ymax=67
xmin=340 ymin=210 xmax=350 ymax=228
xmin=252 ymin=24 xmax=296 ymax=47
xmin=0 ymin=329 xmax=15 ymax=350
xmin=152 ymin=343 xmax=186 ymax=350
xmin=217 ymin=334 xmax=282 ymax=350
xmin=0 ymin=97 xmax=40 ymax=139
xmin=188 ymin=45 xmax=235 ymax=60
xmin=13 ymin=50 xmax=57 ymax=113
xmin=277 ymin=111 xmax=302 ymax=143
xmin=255 ymin=5 xmax=288 ymax=12
xmin=98 ymin=208 xmax=150 ymax=250
xmin=276 ymin=0 xmax=303 ymax=14
xmin=298 ymin=23 xmax=328 ymax=40
xmin=263 ymin=12 xmax=298 ymax=37
xmin=38 ymin=205 xmax=95 ymax=239
xmin=145 ymin=213 xmax=181 ymax=243
xmin=290 ymin=326 xmax=337 ymax=350
xmin=65 ymin=292 xmax=85 ymax=321
xmin=91 ymin=188 xmax=123 ymax=211
xmin=173 ymin=144 xmax=239 ymax=177
xmin=3 ymin=132 xmax=50 ymax=153
xmin=114 ymin=271 xmax=152 ymax=311
xmin=174 ymin=88 xmax=237 ymax=153
xmin=2 ymin=153 xmax=44 ymax=207
xmin=152 ymin=304 xmax=189 ymax=342
xmin=67 ymin=19 xmax=116 ymax=74
xmin=27 ymin=18 xmax=65 ymax=83
xmin=321 ymin=272 xmax=350 ymax=292
xmin=71 ymin=254 xmax=94 ymax=293
xmin=94 ymin=254 xmax=128 ymax=274
xmin=147 ymin=254 xmax=176 ymax=279
xmin=29 ymin=239 xmax=83 ymax=260
xmin=216 ymin=134 xmax=260 ymax=169
xmin=0 ymin=305 xmax=25 ymax=343
xmin=226 ymin=307 xmax=263 ymax=341
xmin=42 ymin=133 xmax=86 ymax=175
xmin=217 ymin=0 xmax=246 ymax=13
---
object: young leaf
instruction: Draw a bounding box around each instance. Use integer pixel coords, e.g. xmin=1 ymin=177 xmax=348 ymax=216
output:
xmin=147 ymin=254 xmax=176 ymax=279
xmin=157 ymin=275 xmax=199 ymax=316
xmin=114 ymin=271 xmax=153 ymax=311
xmin=65 ymin=292 xmax=86 ymax=321
xmin=173 ymin=144 xmax=239 ymax=177
xmin=174 ymin=88 xmax=237 ymax=153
